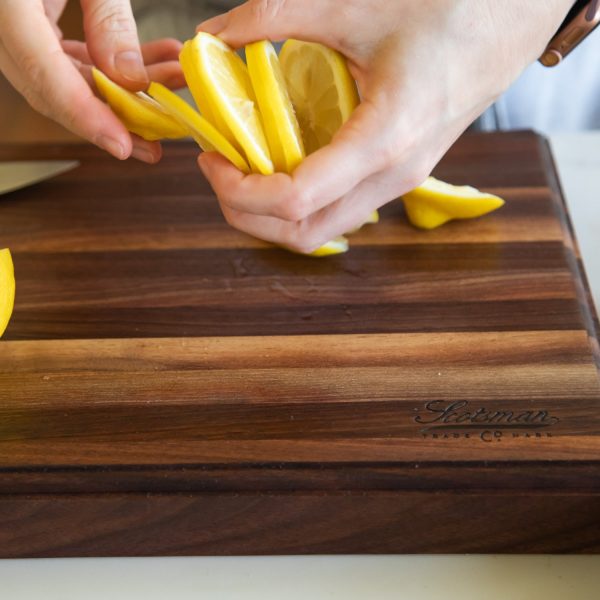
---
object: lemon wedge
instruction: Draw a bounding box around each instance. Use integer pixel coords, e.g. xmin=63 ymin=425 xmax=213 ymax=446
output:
xmin=92 ymin=68 xmax=188 ymax=141
xmin=246 ymin=40 xmax=305 ymax=173
xmin=0 ymin=248 xmax=15 ymax=338
xmin=147 ymin=82 xmax=250 ymax=173
xmin=279 ymin=40 xmax=360 ymax=156
xmin=403 ymin=177 xmax=505 ymax=229
xmin=180 ymin=33 xmax=274 ymax=175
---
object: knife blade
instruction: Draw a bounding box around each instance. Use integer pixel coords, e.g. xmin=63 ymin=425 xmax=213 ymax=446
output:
xmin=0 ymin=160 xmax=79 ymax=196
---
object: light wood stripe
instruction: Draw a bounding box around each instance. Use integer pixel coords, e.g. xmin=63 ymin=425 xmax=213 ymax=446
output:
xmin=0 ymin=331 xmax=594 ymax=373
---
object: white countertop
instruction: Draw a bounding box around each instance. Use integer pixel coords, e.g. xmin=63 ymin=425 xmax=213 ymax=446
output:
xmin=2 ymin=132 xmax=599 ymax=599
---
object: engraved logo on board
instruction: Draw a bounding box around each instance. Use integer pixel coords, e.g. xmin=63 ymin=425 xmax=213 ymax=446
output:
xmin=413 ymin=400 xmax=560 ymax=443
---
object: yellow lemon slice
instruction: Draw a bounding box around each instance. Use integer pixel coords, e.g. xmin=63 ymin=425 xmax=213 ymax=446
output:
xmin=180 ymin=33 xmax=274 ymax=175
xmin=0 ymin=248 xmax=16 ymax=338
xmin=92 ymin=68 xmax=188 ymax=141
xmin=403 ymin=176 xmax=505 ymax=230
xmin=147 ymin=82 xmax=250 ymax=173
xmin=279 ymin=40 xmax=360 ymax=156
xmin=308 ymin=236 xmax=349 ymax=257
xmin=246 ymin=40 xmax=305 ymax=173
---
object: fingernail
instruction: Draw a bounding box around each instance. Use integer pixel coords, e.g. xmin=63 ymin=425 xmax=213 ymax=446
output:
xmin=114 ymin=50 xmax=148 ymax=84
xmin=197 ymin=14 xmax=228 ymax=35
xmin=132 ymin=146 xmax=158 ymax=164
xmin=96 ymin=135 xmax=127 ymax=160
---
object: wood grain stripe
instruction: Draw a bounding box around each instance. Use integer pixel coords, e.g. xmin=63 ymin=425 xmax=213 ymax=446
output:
xmin=0 ymin=187 xmax=564 ymax=252
xmin=4 ymin=299 xmax=584 ymax=339
xmin=1 ymin=331 xmax=593 ymax=373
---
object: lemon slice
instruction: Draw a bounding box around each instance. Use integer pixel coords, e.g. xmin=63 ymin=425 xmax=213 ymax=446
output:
xmin=307 ymin=236 xmax=349 ymax=257
xmin=0 ymin=248 xmax=16 ymax=338
xmin=279 ymin=40 xmax=360 ymax=155
xmin=147 ymin=82 xmax=250 ymax=173
xmin=180 ymin=33 xmax=274 ymax=175
xmin=246 ymin=40 xmax=305 ymax=173
xmin=92 ymin=68 xmax=188 ymax=141
xmin=403 ymin=177 xmax=505 ymax=230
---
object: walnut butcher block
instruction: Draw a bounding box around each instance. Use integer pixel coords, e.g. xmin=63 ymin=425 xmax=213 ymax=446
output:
xmin=1 ymin=131 xmax=599 ymax=557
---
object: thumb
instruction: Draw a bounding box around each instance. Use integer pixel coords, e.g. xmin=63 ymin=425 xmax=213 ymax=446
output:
xmin=197 ymin=0 xmax=337 ymax=49
xmin=81 ymin=0 xmax=148 ymax=89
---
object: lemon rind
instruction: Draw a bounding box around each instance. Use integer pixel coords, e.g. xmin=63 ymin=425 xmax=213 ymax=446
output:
xmin=0 ymin=248 xmax=16 ymax=338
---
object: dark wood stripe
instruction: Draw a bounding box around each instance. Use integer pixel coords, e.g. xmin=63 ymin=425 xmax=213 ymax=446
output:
xmin=11 ymin=243 xmax=572 ymax=278
xmin=4 ymin=298 xmax=584 ymax=339
xmin=2 ymin=463 xmax=600 ymax=495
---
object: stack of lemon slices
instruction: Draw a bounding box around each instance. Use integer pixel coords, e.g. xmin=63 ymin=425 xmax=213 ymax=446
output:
xmin=93 ymin=33 xmax=505 ymax=252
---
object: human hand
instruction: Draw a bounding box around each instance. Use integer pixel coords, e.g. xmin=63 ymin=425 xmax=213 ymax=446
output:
xmin=196 ymin=0 xmax=573 ymax=253
xmin=0 ymin=0 xmax=184 ymax=163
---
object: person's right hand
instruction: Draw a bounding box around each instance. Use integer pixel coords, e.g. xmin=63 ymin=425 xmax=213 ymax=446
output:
xmin=0 ymin=0 xmax=184 ymax=163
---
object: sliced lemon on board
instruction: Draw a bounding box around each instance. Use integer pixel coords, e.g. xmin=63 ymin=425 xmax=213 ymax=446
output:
xmin=279 ymin=40 xmax=360 ymax=156
xmin=246 ymin=40 xmax=305 ymax=173
xmin=308 ymin=236 xmax=349 ymax=257
xmin=180 ymin=33 xmax=274 ymax=175
xmin=147 ymin=82 xmax=250 ymax=173
xmin=403 ymin=177 xmax=505 ymax=230
xmin=92 ymin=68 xmax=188 ymax=141
xmin=0 ymin=248 xmax=15 ymax=338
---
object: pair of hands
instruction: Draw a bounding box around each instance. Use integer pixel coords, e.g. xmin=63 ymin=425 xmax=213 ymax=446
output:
xmin=0 ymin=0 xmax=573 ymax=252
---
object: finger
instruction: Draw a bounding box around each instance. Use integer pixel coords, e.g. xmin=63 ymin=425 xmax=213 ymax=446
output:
xmin=146 ymin=61 xmax=186 ymax=89
xmin=44 ymin=0 xmax=69 ymax=24
xmin=61 ymin=39 xmax=92 ymax=64
xmin=198 ymin=101 xmax=388 ymax=222
xmin=197 ymin=0 xmax=341 ymax=49
xmin=139 ymin=38 xmax=183 ymax=64
xmin=66 ymin=55 xmax=163 ymax=163
xmin=218 ymin=164 xmax=409 ymax=254
xmin=62 ymin=39 xmax=184 ymax=87
xmin=130 ymin=135 xmax=162 ymax=164
xmin=81 ymin=0 xmax=148 ymax=89
xmin=0 ymin=1 xmax=131 ymax=159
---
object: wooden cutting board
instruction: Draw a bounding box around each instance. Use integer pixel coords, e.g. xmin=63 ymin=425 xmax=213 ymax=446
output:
xmin=1 ymin=131 xmax=599 ymax=557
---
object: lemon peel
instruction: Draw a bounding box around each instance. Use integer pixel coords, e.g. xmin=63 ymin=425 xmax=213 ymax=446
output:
xmin=0 ymin=248 xmax=15 ymax=338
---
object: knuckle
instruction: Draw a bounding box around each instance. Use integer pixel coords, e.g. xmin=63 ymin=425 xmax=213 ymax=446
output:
xmin=219 ymin=206 xmax=237 ymax=228
xmin=19 ymin=52 xmax=42 ymax=91
xmin=279 ymin=187 xmax=312 ymax=222
xmin=285 ymin=226 xmax=321 ymax=255
xmin=250 ymin=0 xmax=288 ymax=24
xmin=216 ymin=188 xmax=239 ymax=211
xmin=88 ymin=3 xmax=135 ymax=35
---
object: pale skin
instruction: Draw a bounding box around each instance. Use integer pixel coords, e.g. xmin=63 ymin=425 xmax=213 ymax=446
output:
xmin=0 ymin=0 xmax=185 ymax=163
xmin=1 ymin=0 xmax=575 ymax=252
